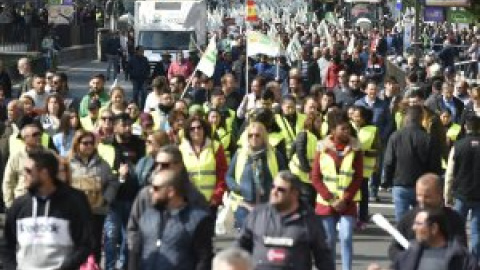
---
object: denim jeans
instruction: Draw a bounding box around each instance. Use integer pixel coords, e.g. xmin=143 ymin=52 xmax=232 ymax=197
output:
xmin=104 ymin=201 xmax=132 ymax=270
xmin=234 ymin=206 xmax=250 ymax=229
xmin=392 ymin=186 xmax=416 ymax=222
xmin=321 ymin=215 xmax=355 ymax=270
xmin=132 ymin=80 xmax=146 ymax=109
xmin=106 ymin=54 xmax=120 ymax=80
xmin=454 ymin=198 xmax=480 ymax=260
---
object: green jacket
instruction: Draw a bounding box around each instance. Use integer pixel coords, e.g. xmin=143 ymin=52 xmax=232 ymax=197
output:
xmin=79 ymin=90 xmax=110 ymax=117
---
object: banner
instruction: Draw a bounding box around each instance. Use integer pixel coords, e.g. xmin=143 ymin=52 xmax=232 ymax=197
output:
xmin=425 ymin=0 xmax=470 ymax=7
xmin=424 ymin=6 xmax=445 ymax=22
xmin=48 ymin=5 xmax=74 ymax=24
xmin=447 ymin=9 xmax=474 ymax=23
xmin=196 ymin=37 xmax=218 ymax=77
xmin=246 ymin=31 xmax=281 ymax=57
xmin=246 ymin=0 xmax=259 ymax=22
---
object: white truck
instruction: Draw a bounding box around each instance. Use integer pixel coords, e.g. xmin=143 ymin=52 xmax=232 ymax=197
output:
xmin=134 ymin=0 xmax=207 ymax=63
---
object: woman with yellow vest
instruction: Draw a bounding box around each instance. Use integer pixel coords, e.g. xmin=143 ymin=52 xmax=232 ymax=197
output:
xmin=311 ymin=111 xmax=363 ymax=270
xmin=351 ymin=106 xmax=381 ymax=228
xmin=440 ymin=108 xmax=462 ymax=170
xmin=207 ymin=108 xmax=235 ymax=163
xmin=288 ymin=114 xmax=322 ymax=207
xmin=226 ymin=122 xmax=287 ymax=228
xmin=179 ymin=116 xmax=228 ymax=210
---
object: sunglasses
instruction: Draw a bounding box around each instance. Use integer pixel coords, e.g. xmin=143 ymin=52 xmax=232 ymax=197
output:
xmin=189 ymin=126 xmax=203 ymax=131
xmin=248 ymin=133 xmax=261 ymax=138
xmin=155 ymin=161 xmax=175 ymax=169
xmin=272 ymin=184 xmax=288 ymax=193
xmin=80 ymin=140 xmax=95 ymax=146
xmin=151 ymin=184 xmax=167 ymax=192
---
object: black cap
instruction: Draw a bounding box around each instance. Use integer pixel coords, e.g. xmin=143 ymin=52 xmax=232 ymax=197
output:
xmin=88 ymin=99 xmax=101 ymax=110
xmin=113 ymin=112 xmax=131 ymax=124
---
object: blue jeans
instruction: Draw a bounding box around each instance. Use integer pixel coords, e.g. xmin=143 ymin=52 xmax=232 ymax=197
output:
xmin=321 ymin=215 xmax=355 ymax=270
xmin=234 ymin=206 xmax=250 ymax=229
xmin=104 ymin=201 xmax=132 ymax=270
xmin=392 ymin=186 xmax=416 ymax=222
xmin=106 ymin=54 xmax=120 ymax=80
xmin=454 ymin=198 xmax=480 ymax=260
xmin=132 ymin=80 xmax=146 ymax=109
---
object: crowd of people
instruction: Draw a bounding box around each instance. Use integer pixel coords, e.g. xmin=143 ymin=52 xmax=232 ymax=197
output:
xmin=0 ymin=3 xmax=479 ymax=269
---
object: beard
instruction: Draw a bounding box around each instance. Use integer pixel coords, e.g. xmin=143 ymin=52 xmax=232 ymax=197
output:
xmin=153 ymin=197 xmax=169 ymax=211
xmin=27 ymin=179 xmax=43 ymax=194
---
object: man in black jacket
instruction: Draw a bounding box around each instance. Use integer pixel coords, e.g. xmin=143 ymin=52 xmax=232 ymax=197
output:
xmin=0 ymin=150 xmax=92 ymax=270
xmin=127 ymin=169 xmax=213 ymax=270
xmin=128 ymin=46 xmax=150 ymax=109
xmin=392 ymin=208 xmax=478 ymax=270
xmin=383 ymin=105 xmax=442 ymax=222
xmin=445 ymin=115 xmax=480 ymax=260
xmin=235 ymin=171 xmax=334 ymax=270
xmin=388 ymin=173 xmax=466 ymax=261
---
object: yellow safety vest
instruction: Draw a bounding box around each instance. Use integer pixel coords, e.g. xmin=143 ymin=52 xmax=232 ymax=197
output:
xmin=316 ymin=151 xmax=360 ymax=205
xmin=395 ymin=111 xmax=404 ymax=130
xmin=357 ymin=125 xmax=378 ymax=178
xmin=215 ymin=127 xmax=231 ymax=163
xmin=289 ymin=131 xmax=318 ymax=183
xmin=275 ymin=113 xmax=306 ymax=155
xmin=442 ymin=123 xmax=462 ymax=169
xmin=9 ymin=133 xmax=50 ymax=155
xmin=446 ymin=123 xmax=461 ymax=142
xmin=80 ymin=116 xmax=96 ymax=132
xmin=179 ymin=140 xmax=219 ymax=201
xmin=97 ymin=143 xmax=116 ymax=169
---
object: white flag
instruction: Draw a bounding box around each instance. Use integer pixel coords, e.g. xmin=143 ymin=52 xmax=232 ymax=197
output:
xmin=196 ymin=37 xmax=218 ymax=77
xmin=246 ymin=31 xmax=281 ymax=57
xmin=347 ymin=34 xmax=356 ymax=54
xmin=286 ymin=34 xmax=302 ymax=65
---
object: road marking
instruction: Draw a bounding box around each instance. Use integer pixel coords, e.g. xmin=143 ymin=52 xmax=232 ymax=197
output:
xmin=370 ymin=203 xmax=395 ymax=209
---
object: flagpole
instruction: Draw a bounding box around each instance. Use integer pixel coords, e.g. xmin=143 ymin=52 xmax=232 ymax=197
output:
xmin=246 ymin=34 xmax=249 ymax=95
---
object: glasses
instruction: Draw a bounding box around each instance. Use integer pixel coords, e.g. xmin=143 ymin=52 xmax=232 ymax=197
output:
xmin=151 ymin=184 xmax=168 ymax=192
xmin=102 ymin=116 xmax=113 ymax=121
xmin=154 ymin=161 xmax=175 ymax=169
xmin=189 ymin=125 xmax=203 ymax=131
xmin=248 ymin=133 xmax=261 ymax=138
xmin=80 ymin=140 xmax=95 ymax=146
xmin=272 ymin=185 xmax=288 ymax=193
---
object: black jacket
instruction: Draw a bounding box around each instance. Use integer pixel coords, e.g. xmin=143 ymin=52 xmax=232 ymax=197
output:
xmin=335 ymin=87 xmax=365 ymax=109
xmin=393 ymin=240 xmax=478 ymax=270
xmin=0 ymin=71 xmax=12 ymax=98
xmin=452 ymin=134 xmax=480 ymax=202
xmin=425 ymin=95 xmax=465 ymax=123
xmin=0 ymin=183 xmax=93 ymax=270
xmin=388 ymin=206 xmax=467 ymax=261
xmin=128 ymin=55 xmax=150 ymax=82
xmin=235 ymin=203 xmax=335 ymax=270
xmin=383 ymin=124 xmax=442 ymax=187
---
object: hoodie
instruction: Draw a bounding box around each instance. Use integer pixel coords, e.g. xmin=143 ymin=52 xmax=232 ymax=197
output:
xmin=0 ymin=183 xmax=92 ymax=270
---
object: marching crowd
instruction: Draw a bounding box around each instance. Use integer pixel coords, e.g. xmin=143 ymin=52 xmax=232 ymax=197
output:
xmin=0 ymin=7 xmax=479 ymax=270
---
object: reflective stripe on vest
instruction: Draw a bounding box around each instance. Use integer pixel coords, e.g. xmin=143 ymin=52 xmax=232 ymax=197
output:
xmin=358 ymin=125 xmax=378 ymax=178
xmin=316 ymin=151 xmax=360 ymax=205
xmin=80 ymin=117 xmax=96 ymax=132
xmin=9 ymin=133 xmax=50 ymax=155
xmin=179 ymin=140 xmax=219 ymax=201
xmin=289 ymin=131 xmax=318 ymax=183
xmin=234 ymin=147 xmax=279 ymax=185
xmin=97 ymin=143 xmax=116 ymax=169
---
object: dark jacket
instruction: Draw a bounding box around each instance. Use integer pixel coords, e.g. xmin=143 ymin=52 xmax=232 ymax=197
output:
xmin=393 ymin=240 xmax=478 ymax=270
xmin=105 ymin=36 xmax=122 ymax=56
xmin=452 ymin=134 xmax=480 ymax=202
xmin=0 ymin=183 xmax=92 ymax=270
xmin=335 ymin=87 xmax=365 ymax=109
xmin=135 ymin=155 xmax=155 ymax=187
xmin=235 ymin=203 xmax=335 ymax=270
xmin=426 ymin=95 xmax=465 ymax=124
xmin=383 ymin=124 xmax=442 ymax=187
xmin=293 ymin=59 xmax=321 ymax=91
xmin=388 ymin=206 xmax=467 ymax=261
xmin=128 ymin=54 xmax=150 ymax=82
xmin=127 ymin=187 xmax=213 ymax=270
xmin=0 ymin=71 xmax=12 ymax=98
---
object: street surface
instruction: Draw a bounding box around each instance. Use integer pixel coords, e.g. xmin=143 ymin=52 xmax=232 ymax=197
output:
xmin=2 ymin=59 xmax=397 ymax=270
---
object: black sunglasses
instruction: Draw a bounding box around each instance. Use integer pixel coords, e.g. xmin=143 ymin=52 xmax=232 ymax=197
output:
xmin=154 ymin=161 xmax=175 ymax=169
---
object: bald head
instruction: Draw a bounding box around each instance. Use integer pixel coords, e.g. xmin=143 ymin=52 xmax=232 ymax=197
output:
xmin=416 ymin=173 xmax=443 ymax=209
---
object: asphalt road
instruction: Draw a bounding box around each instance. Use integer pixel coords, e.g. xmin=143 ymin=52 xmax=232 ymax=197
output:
xmin=1 ymin=59 xmax=397 ymax=270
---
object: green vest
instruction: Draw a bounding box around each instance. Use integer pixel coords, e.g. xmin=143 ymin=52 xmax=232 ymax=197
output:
xmin=97 ymin=143 xmax=116 ymax=170
xmin=80 ymin=116 xmax=96 ymax=132
xmin=275 ymin=113 xmax=306 ymax=157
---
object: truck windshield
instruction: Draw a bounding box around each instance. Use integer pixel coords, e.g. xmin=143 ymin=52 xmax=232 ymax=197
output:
xmin=138 ymin=31 xmax=195 ymax=50
xmin=350 ymin=3 xmax=378 ymax=23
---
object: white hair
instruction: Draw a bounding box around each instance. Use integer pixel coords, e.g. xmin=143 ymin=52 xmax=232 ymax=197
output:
xmin=212 ymin=248 xmax=253 ymax=270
